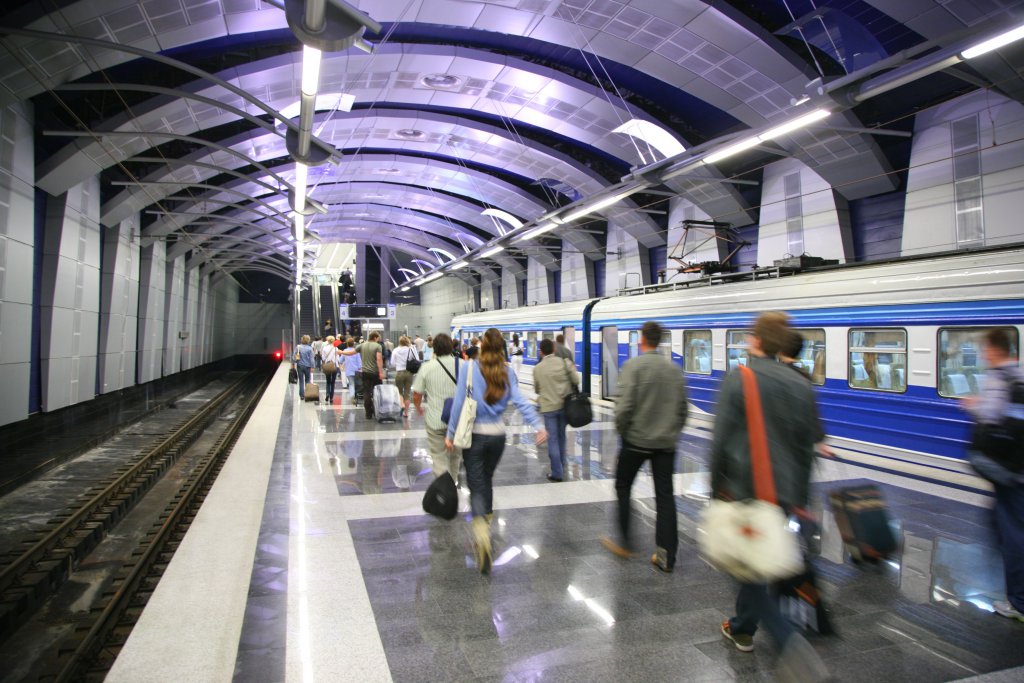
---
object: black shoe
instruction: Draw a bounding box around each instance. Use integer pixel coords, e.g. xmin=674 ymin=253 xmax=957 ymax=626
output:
xmin=546 ymin=475 xmax=563 ymax=482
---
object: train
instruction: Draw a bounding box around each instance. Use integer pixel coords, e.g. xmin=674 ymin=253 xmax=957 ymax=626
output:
xmin=451 ymin=246 xmax=1024 ymax=486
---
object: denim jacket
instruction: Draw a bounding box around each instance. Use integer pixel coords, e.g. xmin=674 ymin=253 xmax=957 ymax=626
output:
xmin=446 ymin=362 xmax=541 ymax=439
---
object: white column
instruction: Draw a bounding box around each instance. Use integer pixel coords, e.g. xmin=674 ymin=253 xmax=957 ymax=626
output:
xmin=757 ymin=158 xmax=852 ymax=265
xmin=137 ymin=241 xmax=166 ymax=383
xmin=500 ymin=267 xmax=521 ymax=309
xmin=163 ymin=255 xmax=186 ymax=375
xmin=605 ymin=221 xmax=648 ymax=292
xmin=0 ymin=102 xmax=35 ymax=426
xmin=525 ymin=257 xmax=553 ymax=305
xmin=560 ymin=241 xmax=594 ymax=301
xmin=40 ymin=176 xmax=102 ymax=411
xmin=98 ymin=215 xmax=140 ymax=393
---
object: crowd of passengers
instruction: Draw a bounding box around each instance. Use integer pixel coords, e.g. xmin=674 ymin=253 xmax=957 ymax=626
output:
xmin=290 ymin=316 xmax=1023 ymax=683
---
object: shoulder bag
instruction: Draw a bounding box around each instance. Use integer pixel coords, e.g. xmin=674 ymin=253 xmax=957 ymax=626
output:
xmin=452 ymin=364 xmax=477 ymax=450
xmin=561 ymin=359 xmax=592 ymax=428
xmin=405 ymin=347 xmax=422 ymax=374
xmin=440 ymin=359 xmax=459 ymax=424
xmin=698 ymin=365 xmax=804 ymax=583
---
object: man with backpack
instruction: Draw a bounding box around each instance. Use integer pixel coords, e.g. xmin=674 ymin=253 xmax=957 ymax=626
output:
xmin=964 ymin=327 xmax=1024 ymax=622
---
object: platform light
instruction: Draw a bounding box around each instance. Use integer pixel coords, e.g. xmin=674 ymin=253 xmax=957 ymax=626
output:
xmin=560 ymin=192 xmax=629 ymax=223
xmin=758 ymin=109 xmax=831 ymax=141
xmin=961 ymin=24 xmax=1024 ymax=59
xmin=512 ymin=222 xmax=557 ymax=243
xmin=400 ymin=286 xmax=411 ymax=292
xmin=449 ymin=261 xmax=468 ymax=270
xmin=703 ymin=137 xmax=763 ymax=164
xmin=293 ymin=211 xmax=305 ymax=242
xmin=294 ymin=162 xmax=308 ymax=214
xmin=301 ymin=45 xmax=322 ymax=96
xmin=479 ymin=245 xmax=505 ymax=258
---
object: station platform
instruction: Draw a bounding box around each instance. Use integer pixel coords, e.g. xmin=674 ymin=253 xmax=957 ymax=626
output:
xmin=107 ymin=362 xmax=1024 ymax=682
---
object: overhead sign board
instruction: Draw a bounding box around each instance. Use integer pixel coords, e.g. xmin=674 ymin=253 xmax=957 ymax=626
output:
xmin=340 ymin=304 xmax=396 ymax=319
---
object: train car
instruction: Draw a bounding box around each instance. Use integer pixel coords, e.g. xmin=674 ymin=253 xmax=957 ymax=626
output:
xmin=452 ymin=247 xmax=1024 ymax=482
xmin=452 ymin=299 xmax=596 ymax=389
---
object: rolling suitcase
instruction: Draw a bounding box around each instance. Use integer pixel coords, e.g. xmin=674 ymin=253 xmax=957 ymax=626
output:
xmin=829 ymin=484 xmax=897 ymax=563
xmin=304 ymin=382 xmax=320 ymax=403
xmin=373 ymin=381 xmax=402 ymax=422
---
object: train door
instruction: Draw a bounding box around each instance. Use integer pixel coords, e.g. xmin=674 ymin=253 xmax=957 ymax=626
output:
xmin=601 ymin=326 xmax=618 ymax=399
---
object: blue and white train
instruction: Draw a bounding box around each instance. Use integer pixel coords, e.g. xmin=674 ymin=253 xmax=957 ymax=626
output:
xmin=451 ymin=247 xmax=1024 ymax=486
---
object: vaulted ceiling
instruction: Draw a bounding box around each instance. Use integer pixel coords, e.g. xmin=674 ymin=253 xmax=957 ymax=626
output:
xmin=2 ymin=0 xmax=1023 ymax=290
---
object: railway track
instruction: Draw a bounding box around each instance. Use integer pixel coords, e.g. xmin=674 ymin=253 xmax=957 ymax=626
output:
xmin=0 ymin=368 xmax=274 ymax=681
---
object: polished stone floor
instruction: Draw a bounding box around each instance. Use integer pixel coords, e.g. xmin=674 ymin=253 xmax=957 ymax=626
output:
xmin=107 ymin=365 xmax=1024 ymax=682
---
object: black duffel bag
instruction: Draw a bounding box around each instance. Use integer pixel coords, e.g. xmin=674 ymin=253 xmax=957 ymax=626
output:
xmin=422 ymin=471 xmax=458 ymax=520
xmin=564 ymin=391 xmax=592 ymax=428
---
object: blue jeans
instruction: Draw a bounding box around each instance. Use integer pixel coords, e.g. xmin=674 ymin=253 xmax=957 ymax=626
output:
xmin=994 ymin=483 xmax=1024 ymax=612
xmin=730 ymin=582 xmax=795 ymax=648
xmin=463 ymin=433 xmax=506 ymax=517
xmin=543 ymin=409 xmax=568 ymax=478
xmin=324 ymin=369 xmax=337 ymax=402
xmin=297 ymin=365 xmax=311 ymax=397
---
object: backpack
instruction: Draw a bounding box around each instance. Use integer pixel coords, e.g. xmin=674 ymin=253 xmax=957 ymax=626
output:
xmin=405 ymin=347 xmax=421 ymax=374
xmin=971 ymin=367 xmax=1024 ymax=473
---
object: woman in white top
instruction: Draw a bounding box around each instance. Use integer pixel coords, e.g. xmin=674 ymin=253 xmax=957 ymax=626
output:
xmin=321 ymin=335 xmax=340 ymax=404
xmin=391 ymin=335 xmax=417 ymax=416
xmin=509 ymin=333 xmax=524 ymax=384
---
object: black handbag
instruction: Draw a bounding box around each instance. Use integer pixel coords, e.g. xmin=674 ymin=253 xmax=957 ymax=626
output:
xmin=439 ymin=359 xmax=459 ymax=424
xmin=564 ymin=391 xmax=592 ymax=427
xmin=422 ymin=471 xmax=458 ymax=520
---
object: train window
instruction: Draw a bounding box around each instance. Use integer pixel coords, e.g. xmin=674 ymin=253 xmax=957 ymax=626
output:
xmin=727 ymin=329 xmax=753 ymax=371
xmin=527 ymin=331 xmax=538 ymax=359
xmin=937 ymin=327 xmax=1018 ymax=398
xmin=792 ymin=329 xmax=826 ymax=386
xmin=628 ymin=331 xmax=640 ymax=359
xmin=684 ymin=330 xmax=712 ymax=374
xmin=848 ymin=329 xmax=907 ymax=392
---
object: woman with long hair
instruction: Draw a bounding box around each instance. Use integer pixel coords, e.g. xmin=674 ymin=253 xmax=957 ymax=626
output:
xmin=446 ymin=328 xmax=547 ymax=574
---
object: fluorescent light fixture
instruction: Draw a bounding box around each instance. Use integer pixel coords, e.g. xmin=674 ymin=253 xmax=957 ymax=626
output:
xmin=420 ymin=272 xmax=443 ymax=284
xmin=702 ymin=136 xmax=761 ymax=164
xmin=400 ymin=286 xmax=410 ymax=292
xmin=612 ymin=119 xmax=686 ymax=158
xmin=513 ymin=222 xmax=558 ymax=242
xmin=703 ymin=109 xmax=831 ymax=165
xmin=961 ymin=24 xmax=1024 ymax=59
xmin=479 ymin=245 xmax=505 ymax=258
xmin=301 ymin=45 xmax=321 ymax=96
xmin=293 ymin=162 xmax=308 ymax=214
xmin=449 ymin=261 xmax=468 ymax=270
xmin=293 ymin=212 xmax=305 ymax=242
xmin=560 ymin=193 xmax=629 ymax=223
xmin=758 ymin=109 xmax=831 ymax=141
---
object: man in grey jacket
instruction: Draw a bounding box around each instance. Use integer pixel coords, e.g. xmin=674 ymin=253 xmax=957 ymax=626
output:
xmin=601 ymin=321 xmax=688 ymax=572
xmin=712 ymin=311 xmax=829 ymax=683
xmin=533 ymin=338 xmax=581 ymax=481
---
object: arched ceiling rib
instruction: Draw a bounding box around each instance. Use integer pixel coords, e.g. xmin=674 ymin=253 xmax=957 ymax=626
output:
xmin=4 ymin=0 xmax=1023 ymax=285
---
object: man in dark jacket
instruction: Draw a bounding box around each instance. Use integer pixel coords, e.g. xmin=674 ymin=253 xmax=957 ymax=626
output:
xmin=601 ymin=321 xmax=688 ymax=572
xmin=712 ymin=312 xmax=829 ymax=682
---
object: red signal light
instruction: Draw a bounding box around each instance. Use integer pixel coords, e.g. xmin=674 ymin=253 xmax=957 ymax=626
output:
xmin=273 ymin=350 xmax=282 ymax=360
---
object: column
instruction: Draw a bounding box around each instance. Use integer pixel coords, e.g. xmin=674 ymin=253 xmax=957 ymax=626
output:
xmin=137 ymin=241 xmax=166 ymax=383
xmin=98 ymin=215 xmax=140 ymax=393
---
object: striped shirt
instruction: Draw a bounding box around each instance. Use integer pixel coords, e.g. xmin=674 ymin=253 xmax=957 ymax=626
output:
xmin=411 ymin=356 xmax=460 ymax=431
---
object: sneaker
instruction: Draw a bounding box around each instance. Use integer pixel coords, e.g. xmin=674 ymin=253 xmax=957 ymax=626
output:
xmin=546 ymin=475 xmax=563 ymax=482
xmin=651 ymin=548 xmax=674 ymax=573
xmin=721 ymin=621 xmax=754 ymax=652
xmin=600 ymin=536 xmax=636 ymax=559
xmin=993 ymin=600 xmax=1024 ymax=622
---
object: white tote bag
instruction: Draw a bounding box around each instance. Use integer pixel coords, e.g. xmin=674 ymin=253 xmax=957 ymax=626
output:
xmin=452 ymin=364 xmax=477 ymax=450
xmin=699 ymin=499 xmax=803 ymax=583
xmin=698 ymin=365 xmax=803 ymax=583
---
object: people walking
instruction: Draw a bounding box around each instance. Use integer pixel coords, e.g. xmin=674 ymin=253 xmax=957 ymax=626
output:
xmin=532 ymin=338 xmax=580 ymax=482
xmin=355 ymin=332 xmax=385 ymax=420
xmin=509 ymin=333 xmax=524 ymax=382
xmin=554 ymin=333 xmax=574 ymax=362
xmin=963 ymin=327 xmax=1024 ymax=623
xmin=600 ymin=321 xmax=688 ymax=573
xmin=710 ymin=311 xmax=830 ymax=681
xmin=391 ymin=335 xmax=417 ymax=417
xmin=446 ymin=328 xmax=548 ymax=574
xmin=412 ymin=333 xmax=462 ymax=481
xmin=321 ymin=335 xmax=339 ymax=404
xmin=294 ymin=335 xmax=314 ymax=399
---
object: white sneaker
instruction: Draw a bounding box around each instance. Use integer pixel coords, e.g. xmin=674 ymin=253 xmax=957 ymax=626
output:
xmin=993 ymin=600 xmax=1024 ymax=622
